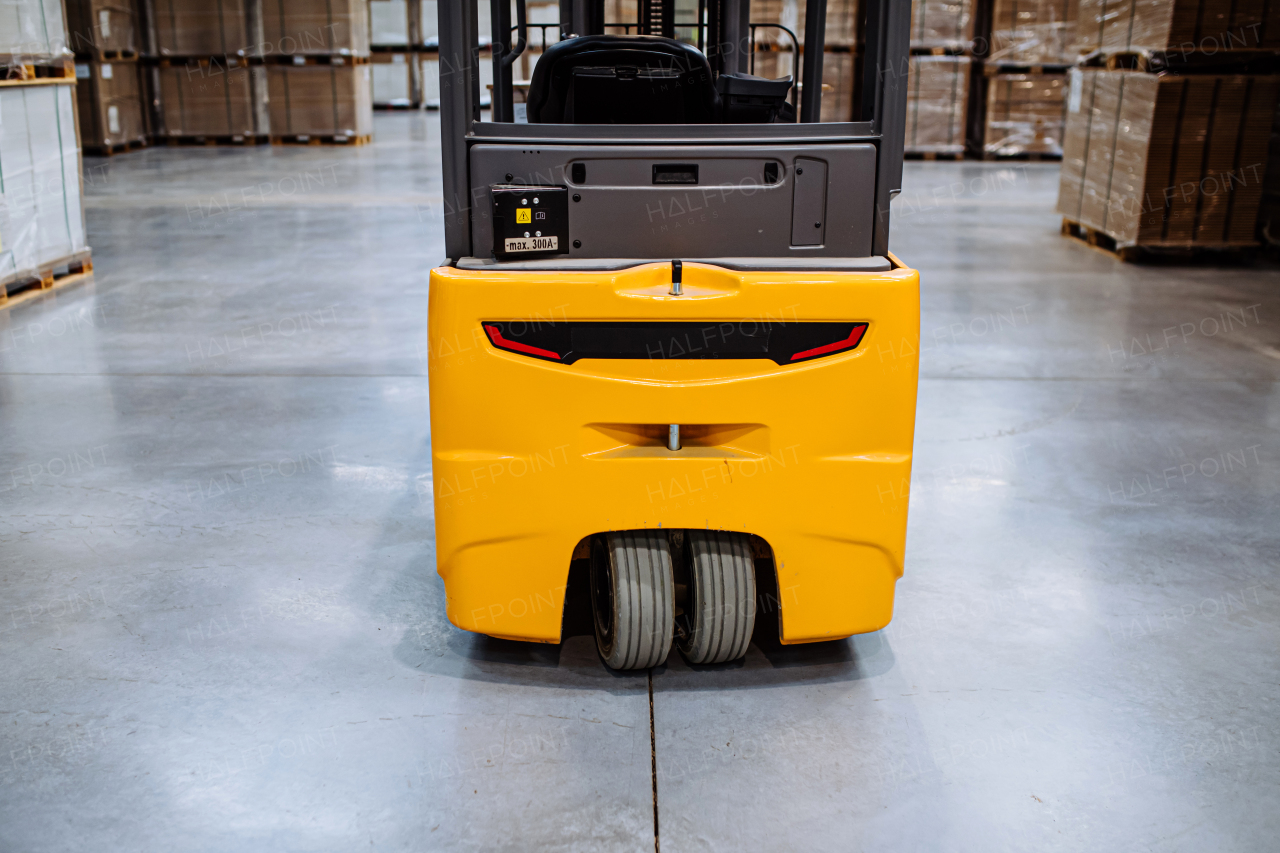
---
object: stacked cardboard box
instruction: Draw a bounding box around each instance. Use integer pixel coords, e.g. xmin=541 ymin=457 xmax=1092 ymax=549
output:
xmin=1260 ymin=97 xmax=1280 ymax=246
xmin=910 ymin=0 xmax=975 ymax=50
xmin=982 ymin=70 xmax=1066 ymax=156
xmin=989 ymin=0 xmax=1080 ymax=63
xmin=66 ymin=0 xmax=139 ymax=57
xmin=906 ymin=55 xmax=972 ymax=154
xmin=144 ymin=0 xmax=268 ymax=141
xmin=75 ymin=60 xmax=147 ymax=151
xmin=0 ymin=2 xmax=90 ymax=301
xmin=68 ymin=0 xmax=147 ymax=152
xmin=1057 ymin=68 xmax=1278 ymax=247
xmin=906 ymin=0 xmax=974 ymax=154
xmin=157 ymin=57 xmax=260 ymax=139
xmin=265 ymin=1 xmax=372 ymax=141
xmin=263 ymin=0 xmax=369 ymax=56
xmin=370 ymin=0 xmax=427 ymax=108
xmin=743 ymin=0 xmax=861 ymax=121
xmin=153 ymin=0 xmax=249 ymax=57
xmin=1075 ymin=0 xmax=1280 ymax=54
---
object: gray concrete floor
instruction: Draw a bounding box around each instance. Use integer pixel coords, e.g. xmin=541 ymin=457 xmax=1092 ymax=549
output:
xmin=1 ymin=113 xmax=1277 ymax=852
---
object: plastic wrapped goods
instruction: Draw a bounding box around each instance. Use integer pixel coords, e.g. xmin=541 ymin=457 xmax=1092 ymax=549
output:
xmin=0 ymin=0 xmax=69 ymax=59
xmin=0 ymin=84 xmax=87 ymax=288
xmin=989 ymin=0 xmax=1080 ymax=64
xmin=1074 ymin=0 xmax=1280 ymax=54
xmin=909 ymin=0 xmax=974 ymax=50
xmin=1057 ymin=68 xmax=1278 ymax=245
xmin=984 ymin=72 xmax=1067 ymax=156
xmin=905 ymin=55 xmax=970 ymax=154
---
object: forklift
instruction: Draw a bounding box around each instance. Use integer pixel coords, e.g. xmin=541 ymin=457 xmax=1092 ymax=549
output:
xmin=429 ymin=0 xmax=917 ymax=670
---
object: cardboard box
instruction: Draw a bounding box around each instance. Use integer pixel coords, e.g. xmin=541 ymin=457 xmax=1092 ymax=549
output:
xmin=1074 ymin=0 xmax=1280 ymax=54
xmin=984 ymin=72 xmax=1067 ymax=156
xmin=154 ymin=0 xmax=249 ymax=57
xmin=267 ymin=63 xmax=373 ymax=138
xmin=158 ymin=58 xmax=260 ymax=137
xmin=1057 ymin=68 xmax=1278 ymax=245
xmin=748 ymin=0 xmax=861 ymax=47
xmin=263 ymin=0 xmax=371 ymax=56
xmin=74 ymin=59 xmax=146 ymax=148
xmin=989 ymin=0 xmax=1081 ymax=64
xmin=66 ymin=0 xmax=138 ymax=57
xmin=0 ymin=83 xmax=87 ymax=288
xmin=905 ymin=55 xmax=970 ymax=153
xmin=0 ymin=0 xmax=69 ymax=59
xmin=909 ymin=0 xmax=975 ymax=50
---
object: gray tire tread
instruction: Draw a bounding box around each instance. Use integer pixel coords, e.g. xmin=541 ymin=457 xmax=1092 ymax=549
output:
xmin=681 ymin=530 xmax=756 ymax=664
xmin=603 ymin=530 xmax=673 ymax=670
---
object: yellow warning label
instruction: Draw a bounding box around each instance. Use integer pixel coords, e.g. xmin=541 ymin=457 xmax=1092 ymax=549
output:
xmin=516 ymin=208 xmax=532 ymax=224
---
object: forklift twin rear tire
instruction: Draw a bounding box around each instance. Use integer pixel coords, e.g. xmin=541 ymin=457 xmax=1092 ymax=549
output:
xmin=677 ymin=531 xmax=756 ymax=665
xmin=590 ymin=529 xmax=757 ymax=670
xmin=590 ymin=531 xmax=675 ymax=670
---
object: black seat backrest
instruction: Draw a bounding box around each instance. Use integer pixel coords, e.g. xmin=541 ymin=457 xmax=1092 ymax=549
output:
xmin=526 ymin=34 xmax=719 ymax=124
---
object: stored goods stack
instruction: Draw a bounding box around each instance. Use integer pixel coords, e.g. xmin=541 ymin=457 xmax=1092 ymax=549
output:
xmin=264 ymin=0 xmax=372 ymax=143
xmin=142 ymin=0 xmax=267 ymax=144
xmin=419 ymin=0 xmax=441 ymax=108
xmin=975 ymin=0 xmax=1077 ymax=158
xmin=905 ymin=0 xmax=975 ymax=156
xmin=370 ymin=0 xmax=421 ymax=108
xmin=1056 ymin=0 xmax=1280 ymax=259
xmin=745 ymin=0 xmax=862 ymax=122
xmin=67 ymin=0 xmax=147 ymax=154
xmin=1261 ymin=98 xmax=1280 ymax=249
xmin=0 ymin=0 xmax=92 ymax=306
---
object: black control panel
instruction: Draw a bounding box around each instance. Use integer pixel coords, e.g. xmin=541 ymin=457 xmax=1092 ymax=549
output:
xmin=491 ymin=185 xmax=569 ymax=258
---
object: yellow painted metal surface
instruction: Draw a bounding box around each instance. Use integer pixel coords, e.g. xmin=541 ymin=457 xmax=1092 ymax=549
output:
xmin=427 ymin=259 xmax=920 ymax=644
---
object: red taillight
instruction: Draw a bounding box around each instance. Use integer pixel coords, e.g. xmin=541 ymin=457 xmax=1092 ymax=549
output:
xmin=789 ymin=324 xmax=867 ymax=361
xmin=483 ymin=323 xmax=563 ymax=361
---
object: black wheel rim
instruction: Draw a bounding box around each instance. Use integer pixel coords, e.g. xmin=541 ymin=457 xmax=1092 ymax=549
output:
xmin=589 ymin=537 xmax=615 ymax=655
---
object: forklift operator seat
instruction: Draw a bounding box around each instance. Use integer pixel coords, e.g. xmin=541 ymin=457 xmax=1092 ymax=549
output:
xmin=526 ymin=34 xmax=719 ymax=124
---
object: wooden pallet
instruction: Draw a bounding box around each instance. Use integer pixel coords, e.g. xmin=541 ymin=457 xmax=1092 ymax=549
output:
xmin=909 ymin=45 xmax=971 ymax=57
xmin=1061 ymin=218 xmax=1260 ymax=263
xmin=374 ymin=103 xmax=421 ymax=111
xmin=268 ymin=54 xmax=371 ymax=66
xmin=83 ymin=138 xmax=148 ymax=157
xmin=271 ymin=133 xmax=372 ymax=146
xmin=161 ymin=134 xmax=268 ymax=147
xmin=905 ymin=151 xmax=966 ymax=161
xmin=982 ymin=150 xmax=1063 ymax=161
xmin=0 ymin=255 xmax=94 ymax=311
xmin=0 ymin=58 xmax=76 ymax=85
xmin=983 ymin=61 xmax=1073 ymax=77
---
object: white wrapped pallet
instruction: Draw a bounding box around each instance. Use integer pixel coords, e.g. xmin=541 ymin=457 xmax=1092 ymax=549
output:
xmin=0 ymin=0 xmax=69 ymax=59
xmin=0 ymin=83 xmax=88 ymax=291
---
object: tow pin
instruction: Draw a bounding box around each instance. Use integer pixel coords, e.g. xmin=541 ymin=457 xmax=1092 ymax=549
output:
xmin=669 ymin=259 xmax=682 ymax=296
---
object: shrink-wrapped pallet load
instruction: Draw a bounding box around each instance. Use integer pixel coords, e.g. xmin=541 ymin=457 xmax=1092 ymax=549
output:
xmin=267 ymin=61 xmax=373 ymax=140
xmin=983 ymin=71 xmax=1067 ymax=156
xmin=0 ymin=84 xmax=88 ymax=295
xmin=909 ymin=0 xmax=975 ymax=50
xmin=157 ymin=58 xmax=261 ymax=138
xmin=153 ymin=0 xmax=250 ymax=57
xmin=989 ymin=0 xmax=1081 ymax=64
xmin=905 ymin=55 xmax=971 ymax=154
xmin=0 ymin=0 xmax=68 ymax=58
xmin=1058 ymin=68 xmax=1278 ymax=247
xmin=1074 ymin=0 xmax=1280 ymax=54
xmin=263 ymin=0 xmax=371 ymax=56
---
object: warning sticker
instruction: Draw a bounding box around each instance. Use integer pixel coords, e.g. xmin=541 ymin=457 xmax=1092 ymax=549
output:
xmin=516 ymin=208 xmax=532 ymax=223
xmin=504 ymin=236 xmax=558 ymax=253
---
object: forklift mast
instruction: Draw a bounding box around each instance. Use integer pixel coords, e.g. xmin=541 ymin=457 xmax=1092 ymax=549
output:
xmin=437 ymin=0 xmax=910 ymax=265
